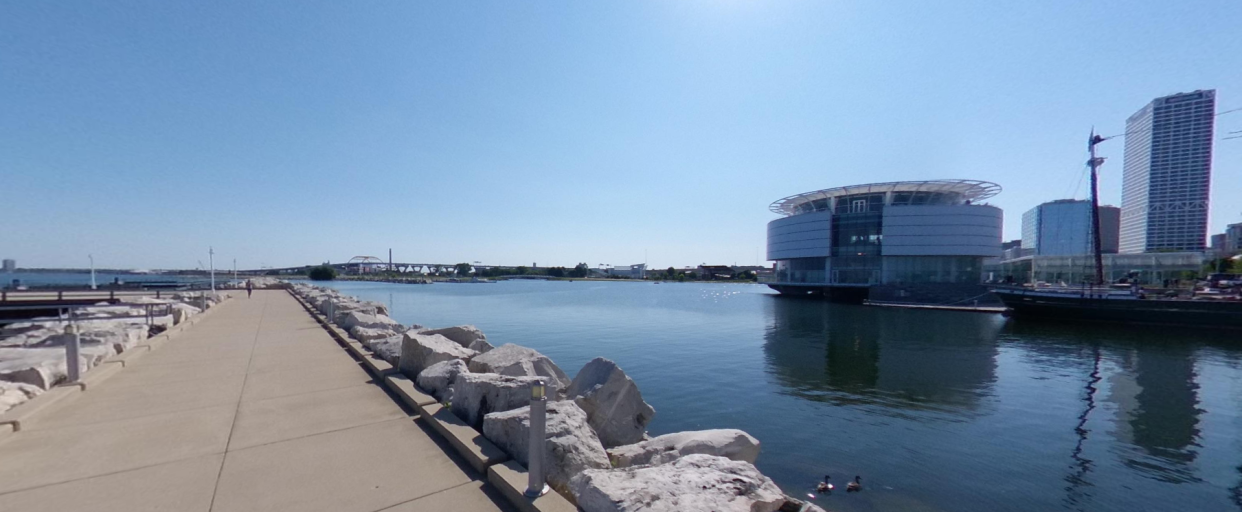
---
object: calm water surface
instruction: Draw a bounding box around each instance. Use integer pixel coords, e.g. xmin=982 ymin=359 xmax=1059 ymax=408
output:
xmin=321 ymin=279 xmax=1242 ymax=512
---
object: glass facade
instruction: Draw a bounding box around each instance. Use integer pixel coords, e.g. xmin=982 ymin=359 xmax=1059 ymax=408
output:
xmin=882 ymin=256 xmax=982 ymax=284
xmin=775 ymin=257 xmax=827 ymax=284
xmin=769 ymin=181 xmax=1002 ymax=288
xmin=1120 ymin=90 xmax=1214 ymax=253
xmin=986 ymin=253 xmax=1203 ymax=286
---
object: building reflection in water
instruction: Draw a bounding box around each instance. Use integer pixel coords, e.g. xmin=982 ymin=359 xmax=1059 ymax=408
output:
xmin=762 ymin=297 xmax=1003 ymax=416
xmin=1005 ymin=320 xmax=1209 ymax=486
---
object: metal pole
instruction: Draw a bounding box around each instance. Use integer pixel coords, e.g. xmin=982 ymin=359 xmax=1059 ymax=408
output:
xmin=525 ymin=379 xmax=550 ymax=498
xmin=89 ymin=254 xmax=97 ymax=290
xmin=209 ymin=247 xmax=216 ymax=292
xmin=1088 ymin=131 xmax=1106 ymax=286
xmin=66 ymin=309 xmax=81 ymax=383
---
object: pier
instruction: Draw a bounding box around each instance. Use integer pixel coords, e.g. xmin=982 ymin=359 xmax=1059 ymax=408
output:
xmin=0 ymin=290 xmax=515 ymax=511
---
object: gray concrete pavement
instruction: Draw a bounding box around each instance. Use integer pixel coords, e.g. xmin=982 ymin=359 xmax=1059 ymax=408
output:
xmin=0 ymin=290 xmax=516 ymax=512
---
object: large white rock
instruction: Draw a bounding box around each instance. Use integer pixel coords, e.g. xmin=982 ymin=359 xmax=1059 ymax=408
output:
xmin=0 ymin=381 xmax=42 ymax=414
xmin=482 ymin=401 xmax=610 ymax=498
xmin=567 ymin=358 xmax=655 ymax=448
xmin=361 ymin=300 xmax=389 ymax=317
xmin=170 ymin=303 xmax=201 ymax=325
xmin=0 ymin=326 xmax=62 ymax=348
xmin=416 ymin=359 xmax=468 ymax=402
xmin=340 ymin=312 xmax=401 ymax=332
xmin=450 ymin=372 xmax=556 ymax=428
xmin=398 ymin=333 xmax=478 ymax=378
xmin=420 ymin=325 xmax=493 ymax=353
xmin=0 ymin=342 xmax=118 ymax=390
xmin=607 ymin=429 xmax=761 ymax=468
xmin=350 ymin=326 xmax=403 ymax=344
xmin=570 ymin=454 xmax=785 ymax=512
xmin=467 ymin=344 xmax=569 ymax=393
xmin=0 ymin=348 xmax=68 ymax=390
xmin=370 ymin=336 xmax=403 ymax=365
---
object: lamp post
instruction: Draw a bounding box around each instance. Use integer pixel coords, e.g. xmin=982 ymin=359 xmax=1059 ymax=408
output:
xmin=525 ymin=379 xmax=550 ymax=498
xmin=209 ymin=247 xmax=215 ymax=292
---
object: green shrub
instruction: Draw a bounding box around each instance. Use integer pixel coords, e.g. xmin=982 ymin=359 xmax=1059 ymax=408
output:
xmin=308 ymin=265 xmax=338 ymax=281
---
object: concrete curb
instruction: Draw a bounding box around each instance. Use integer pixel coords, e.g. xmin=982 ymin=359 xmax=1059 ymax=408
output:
xmin=0 ymin=294 xmax=234 ymax=438
xmin=286 ymin=288 xmax=576 ymax=512
xmin=488 ymin=460 xmax=579 ymax=512
xmin=418 ymin=403 xmax=511 ymax=474
xmin=382 ymin=374 xmax=437 ymax=409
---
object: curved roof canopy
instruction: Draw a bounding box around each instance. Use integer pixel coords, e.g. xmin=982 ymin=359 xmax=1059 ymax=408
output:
xmin=769 ymin=179 xmax=1001 ymax=216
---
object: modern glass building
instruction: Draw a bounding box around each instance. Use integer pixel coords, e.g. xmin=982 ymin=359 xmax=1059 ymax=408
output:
xmin=1020 ymin=199 xmax=1120 ymax=256
xmin=1120 ymin=90 xmax=1215 ymax=253
xmin=765 ymin=180 xmax=1003 ymax=296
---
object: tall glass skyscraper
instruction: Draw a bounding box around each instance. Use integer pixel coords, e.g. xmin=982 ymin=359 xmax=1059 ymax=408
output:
xmin=1119 ymin=90 xmax=1215 ymax=253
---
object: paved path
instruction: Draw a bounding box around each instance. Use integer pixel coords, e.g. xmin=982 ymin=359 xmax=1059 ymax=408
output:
xmin=0 ymin=290 xmax=516 ymax=512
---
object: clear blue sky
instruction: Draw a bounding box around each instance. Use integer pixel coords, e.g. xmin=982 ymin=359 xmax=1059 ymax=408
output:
xmin=3 ymin=1 xmax=1240 ymax=270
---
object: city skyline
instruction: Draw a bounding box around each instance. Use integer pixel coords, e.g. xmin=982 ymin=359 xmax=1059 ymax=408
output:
xmin=3 ymin=1 xmax=1240 ymax=270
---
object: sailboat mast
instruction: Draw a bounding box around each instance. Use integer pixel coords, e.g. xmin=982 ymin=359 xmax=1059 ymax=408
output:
xmin=1088 ymin=131 xmax=1106 ymax=286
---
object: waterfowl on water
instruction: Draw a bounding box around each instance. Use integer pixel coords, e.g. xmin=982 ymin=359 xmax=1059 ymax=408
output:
xmin=846 ymin=476 xmax=861 ymax=492
xmin=815 ymin=475 xmax=834 ymax=493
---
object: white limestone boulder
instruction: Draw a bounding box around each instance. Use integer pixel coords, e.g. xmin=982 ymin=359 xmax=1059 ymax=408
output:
xmin=0 ymin=381 xmax=42 ymax=414
xmin=482 ymin=400 xmax=610 ymax=498
xmin=420 ymin=325 xmax=494 ymax=353
xmin=170 ymin=303 xmax=201 ymax=325
xmin=0 ymin=326 xmax=62 ymax=348
xmin=370 ymin=336 xmax=403 ymax=365
xmin=570 ymin=454 xmax=785 ymax=512
xmin=450 ymin=372 xmax=556 ymax=428
xmin=350 ymin=326 xmax=403 ymax=344
xmin=0 ymin=347 xmax=73 ymax=390
xmin=361 ymin=300 xmax=389 ymax=317
xmin=341 ymin=312 xmax=401 ymax=332
xmin=606 ymin=429 xmax=761 ymax=468
xmin=567 ymin=358 xmax=655 ymax=448
xmin=467 ymin=344 xmax=569 ymax=393
xmin=398 ymin=333 xmax=478 ymax=378
xmin=416 ymin=359 xmax=468 ymax=402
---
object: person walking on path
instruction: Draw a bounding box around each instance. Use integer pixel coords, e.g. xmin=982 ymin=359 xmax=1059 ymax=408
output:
xmin=246 ymin=279 xmax=253 ymax=298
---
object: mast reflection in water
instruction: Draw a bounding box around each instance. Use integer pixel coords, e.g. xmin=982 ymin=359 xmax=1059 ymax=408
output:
xmin=762 ymin=297 xmax=1238 ymax=512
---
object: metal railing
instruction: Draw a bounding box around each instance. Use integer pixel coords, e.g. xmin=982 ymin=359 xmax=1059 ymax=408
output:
xmin=0 ymin=301 xmax=181 ymax=384
xmin=0 ymin=289 xmax=194 ymax=302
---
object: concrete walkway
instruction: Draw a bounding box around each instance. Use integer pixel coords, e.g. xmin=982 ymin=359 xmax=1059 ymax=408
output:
xmin=0 ymin=290 xmax=516 ymax=512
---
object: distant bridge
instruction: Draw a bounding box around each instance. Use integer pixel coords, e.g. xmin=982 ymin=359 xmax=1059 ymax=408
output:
xmin=247 ymin=260 xmax=554 ymax=276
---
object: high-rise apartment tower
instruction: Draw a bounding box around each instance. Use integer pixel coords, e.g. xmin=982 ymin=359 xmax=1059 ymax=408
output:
xmin=1119 ymin=90 xmax=1215 ymax=253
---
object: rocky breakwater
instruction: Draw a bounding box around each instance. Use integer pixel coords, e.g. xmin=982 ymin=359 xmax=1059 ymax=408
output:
xmin=0 ymin=291 xmax=228 ymax=414
xmin=288 ymin=282 xmax=820 ymax=512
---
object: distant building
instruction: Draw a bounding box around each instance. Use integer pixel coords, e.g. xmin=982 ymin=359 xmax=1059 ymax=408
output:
xmin=1120 ymin=90 xmax=1216 ymax=253
xmin=1000 ymin=240 xmax=1027 ymax=261
xmin=607 ymin=264 xmax=646 ymax=279
xmin=1 ymin=259 xmax=14 ymax=272
xmin=697 ymin=265 xmax=734 ymax=280
xmin=1021 ymin=200 xmax=1120 ymax=256
xmin=1228 ymin=223 xmax=1242 ymax=252
xmin=1211 ymin=233 xmax=1228 ymax=256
